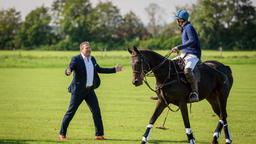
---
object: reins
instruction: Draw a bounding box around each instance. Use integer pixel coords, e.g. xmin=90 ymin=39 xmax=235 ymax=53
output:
xmin=141 ymin=51 xmax=180 ymax=112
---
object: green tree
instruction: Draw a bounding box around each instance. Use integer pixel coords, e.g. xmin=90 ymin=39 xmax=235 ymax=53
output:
xmin=0 ymin=8 xmax=21 ymax=49
xmin=145 ymin=3 xmax=166 ymax=37
xmin=89 ymin=1 xmax=123 ymax=50
xmin=59 ymin=0 xmax=92 ymax=49
xmin=51 ymin=0 xmax=65 ymax=42
xmin=119 ymin=11 xmax=149 ymax=41
xmin=227 ymin=0 xmax=256 ymax=50
xmin=51 ymin=0 xmax=65 ymax=27
xmin=190 ymin=1 xmax=222 ymax=49
xmin=16 ymin=6 xmax=54 ymax=49
xmin=191 ymin=0 xmax=256 ymax=50
xmin=160 ymin=21 xmax=180 ymax=38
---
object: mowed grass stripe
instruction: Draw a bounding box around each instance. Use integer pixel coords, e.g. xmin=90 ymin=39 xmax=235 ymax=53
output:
xmin=0 ymin=50 xmax=256 ymax=68
xmin=0 ymin=51 xmax=256 ymax=143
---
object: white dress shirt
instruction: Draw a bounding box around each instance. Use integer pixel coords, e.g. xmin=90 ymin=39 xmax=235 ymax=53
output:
xmin=81 ymin=53 xmax=94 ymax=87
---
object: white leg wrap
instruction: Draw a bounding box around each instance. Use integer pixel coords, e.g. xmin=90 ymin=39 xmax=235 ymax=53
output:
xmin=142 ymin=124 xmax=153 ymax=142
xmin=213 ymin=132 xmax=220 ymax=138
xmin=186 ymin=128 xmax=192 ymax=134
xmin=147 ymin=124 xmax=153 ymax=128
xmin=219 ymin=119 xmax=224 ymax=125
xmin=226 ymin=139 xmax=231 ymax=143
xmin=146 ymin=128 xmax=152 ymax=141
xmin=225 ymin=125 xmax=232 ymax=141
xmin=142 ymin=137 xmax=147 ymax=142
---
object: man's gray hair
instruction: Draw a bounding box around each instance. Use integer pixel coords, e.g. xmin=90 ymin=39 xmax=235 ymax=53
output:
xmin=80 ymin=41 xmax=89 ymax=50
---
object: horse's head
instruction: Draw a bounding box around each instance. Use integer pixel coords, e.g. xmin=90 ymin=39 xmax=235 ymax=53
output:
xmin=128 ymin=46 xmax=151 ymax=86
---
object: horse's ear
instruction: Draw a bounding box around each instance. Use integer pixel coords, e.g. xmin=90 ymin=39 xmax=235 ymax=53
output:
xmin=128 ymin=48 xmax=132 ymax=54
xmin=133 ymin=46 xmax=139 ymax=53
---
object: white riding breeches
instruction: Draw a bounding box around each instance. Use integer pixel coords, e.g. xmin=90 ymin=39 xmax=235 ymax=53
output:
xmin=173 ymin=53 xmax=199 ymax=70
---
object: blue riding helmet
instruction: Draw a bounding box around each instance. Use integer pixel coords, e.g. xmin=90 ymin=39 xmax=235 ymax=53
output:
xmin=175 ymin=9 xmax=189 ymax=21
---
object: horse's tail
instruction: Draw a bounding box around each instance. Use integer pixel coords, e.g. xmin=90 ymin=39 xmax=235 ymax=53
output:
xmin=216 ymin=67 xmax=229 ymax=85
xmin=223 ymin=65 xmax=233 ymax=88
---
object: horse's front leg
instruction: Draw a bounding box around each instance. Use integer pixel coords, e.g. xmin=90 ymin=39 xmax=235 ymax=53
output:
xmin=141 ymin=100 xmax=166 ymax=144
xmin=179 ymin=102 xmax=196 ymax=144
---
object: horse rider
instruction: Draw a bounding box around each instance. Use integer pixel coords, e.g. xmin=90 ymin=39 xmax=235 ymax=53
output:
xmin=171 ymin=9 xmax=201 ymax=102
xmin=151 ymin=9 xmax=201 ymax=103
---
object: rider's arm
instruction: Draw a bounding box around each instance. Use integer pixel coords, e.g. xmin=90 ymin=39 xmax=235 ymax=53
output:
xmin=176 ymin=26 xmax=197 ymax=50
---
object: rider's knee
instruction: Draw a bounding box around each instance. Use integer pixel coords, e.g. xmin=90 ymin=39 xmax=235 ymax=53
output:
xmin=184 ymin=68 xmax=192 ymax=75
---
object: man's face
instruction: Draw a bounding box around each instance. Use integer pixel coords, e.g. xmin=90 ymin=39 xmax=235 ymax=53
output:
xmin=176 ymin=19 xmax=183 ymax=27
xmin=81 ymin=43 xmax=91 ymax=57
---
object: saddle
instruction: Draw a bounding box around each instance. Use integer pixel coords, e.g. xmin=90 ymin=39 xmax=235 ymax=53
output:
xmin=174 ymin=58 xmax=201 ymax=83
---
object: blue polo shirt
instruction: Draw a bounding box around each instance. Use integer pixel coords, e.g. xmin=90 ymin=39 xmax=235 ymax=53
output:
xmin=177 ymin=22 xmax=201 ymax=59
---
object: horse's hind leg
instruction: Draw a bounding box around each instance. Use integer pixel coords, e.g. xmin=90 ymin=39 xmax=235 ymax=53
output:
xmin=141 ymin=100 xmax=166 ymax=144
xmin=218 ymin=91 xmax=232 ymax=144
xmin=207 ymin=96 xmax=223 ymax=144
xmin=208 ymin=90 xmax=232 ymax=144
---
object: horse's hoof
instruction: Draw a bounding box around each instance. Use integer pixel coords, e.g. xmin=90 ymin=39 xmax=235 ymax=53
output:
xmin=141 ymin=141 xmax=146 ymax=144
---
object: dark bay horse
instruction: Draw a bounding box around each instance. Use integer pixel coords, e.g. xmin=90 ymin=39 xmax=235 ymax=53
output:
xmin=128 ymin=47 xmax=233 ymax=144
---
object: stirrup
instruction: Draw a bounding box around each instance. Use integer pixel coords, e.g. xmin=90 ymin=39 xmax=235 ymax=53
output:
xmin=189 ymin=92 xmax=199 ymax=103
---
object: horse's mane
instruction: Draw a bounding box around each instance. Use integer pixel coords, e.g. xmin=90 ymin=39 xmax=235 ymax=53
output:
xmin=139 ymin=50 xmax=165 ymax=60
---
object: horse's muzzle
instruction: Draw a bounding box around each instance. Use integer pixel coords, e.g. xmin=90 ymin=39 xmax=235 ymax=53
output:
xmin=132 ymin=79 xmax=143 ymax=86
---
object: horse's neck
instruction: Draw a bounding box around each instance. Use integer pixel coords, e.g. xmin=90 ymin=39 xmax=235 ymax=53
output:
xmin=151 ymin=59 xmax=171 ymax=84
xmin=142 ymin=51 xmax=173 ymax=84
xmin=152 ymin=60 xmax=179 ymax=84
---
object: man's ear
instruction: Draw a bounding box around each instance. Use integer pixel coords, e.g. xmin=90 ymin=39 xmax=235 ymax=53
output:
xmin=128 ymin=48 xmax=132 ymax=54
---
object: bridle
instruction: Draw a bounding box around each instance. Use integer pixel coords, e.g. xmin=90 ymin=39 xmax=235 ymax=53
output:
xmin=131 ymin=51 xmax=181 ymax=112
xmin=132 ymin=51 xmax=172 ymax=78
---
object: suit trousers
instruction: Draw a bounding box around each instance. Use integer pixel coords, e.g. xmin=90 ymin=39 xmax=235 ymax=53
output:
xmin=59 ymin=87 xmax=104 ymax=136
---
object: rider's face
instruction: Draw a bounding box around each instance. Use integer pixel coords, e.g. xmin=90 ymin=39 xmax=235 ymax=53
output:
xmin=176 ymin=19 xmax=184 ymax=27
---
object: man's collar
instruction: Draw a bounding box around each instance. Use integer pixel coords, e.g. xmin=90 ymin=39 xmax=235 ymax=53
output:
xmin=180 ymin=21 xmax=190 ymax=32
xmin=81 ymin=53 xmax=91 ymax=60
xmin=182 ymin=21 xmax=190 ymax=27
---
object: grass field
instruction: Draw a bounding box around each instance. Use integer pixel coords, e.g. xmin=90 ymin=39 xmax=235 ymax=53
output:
xmin=0 ymin=50 xmax=256 ymax=144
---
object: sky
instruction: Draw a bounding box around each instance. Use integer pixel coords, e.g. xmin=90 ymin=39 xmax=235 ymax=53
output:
xmin=0 ymin=0 xmax=256 ymax=24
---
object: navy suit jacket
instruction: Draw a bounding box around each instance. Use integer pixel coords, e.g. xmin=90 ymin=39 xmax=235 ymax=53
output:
xmin=66 ymin=54 xmax=116 ymax=94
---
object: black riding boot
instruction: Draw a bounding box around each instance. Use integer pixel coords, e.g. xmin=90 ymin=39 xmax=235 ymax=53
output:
xmin=184 ymin=68 xmax=199 ymax=103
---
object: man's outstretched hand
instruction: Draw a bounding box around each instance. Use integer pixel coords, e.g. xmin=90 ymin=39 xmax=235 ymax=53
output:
xmin=65 ymin=68 xmax=72 ymax=76
xmin=115 ymin=64 xmax=123 ymax=72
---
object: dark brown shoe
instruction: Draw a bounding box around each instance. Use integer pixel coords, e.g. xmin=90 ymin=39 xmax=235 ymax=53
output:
xmin=150 ymin=96 xmax=158 ymax=100
xmin=58 ymin=135 xmax=67 ymax=141
xmin=95 ymin=136 xmax=106 ymax=140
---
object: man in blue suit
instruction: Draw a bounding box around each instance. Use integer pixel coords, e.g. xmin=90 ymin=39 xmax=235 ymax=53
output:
xmin=59 ymin=41 xmax=122 ymax=141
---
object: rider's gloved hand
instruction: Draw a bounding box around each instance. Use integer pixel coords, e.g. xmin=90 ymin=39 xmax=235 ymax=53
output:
xmin=171 ymin=47 xmax=179 ymax=53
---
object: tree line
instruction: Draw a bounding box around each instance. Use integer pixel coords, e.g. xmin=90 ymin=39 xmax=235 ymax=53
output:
xmin=0 ymin=0 xmax=255 ymax=51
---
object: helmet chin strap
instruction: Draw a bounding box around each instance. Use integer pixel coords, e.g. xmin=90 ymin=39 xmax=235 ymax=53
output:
xmin=178 ymin=20 xmax=187 ymax=28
